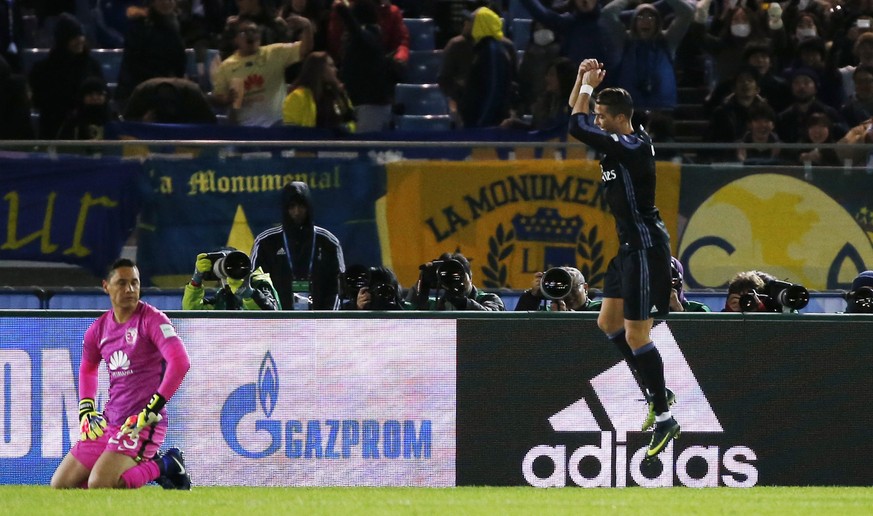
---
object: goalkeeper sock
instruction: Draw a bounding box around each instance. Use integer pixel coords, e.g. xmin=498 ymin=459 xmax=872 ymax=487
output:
xmin=608 ymin=330 xmax=648 ymax=395
xmin=633 ymin=342 xmax=669 ymax=414
xmin=120 ymin=460 xmax=160 ymax=489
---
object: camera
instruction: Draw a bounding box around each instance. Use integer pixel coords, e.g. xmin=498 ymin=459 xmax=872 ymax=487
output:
xmin=739 ymin=279 xmax=809 ymax=312
xmin=340 ymin=265 xmax=401 ymax=310
xmin=540 ymin=267 xmax=574 ymax=301
xmin=670 ymin=262 xmax=683 ymax=291
xmin=201 ymin=250 xmax=252 ymax=281
xmin=845 ymin=286 xmax=873 ymax=313
xmin=419 ymin=259 xmax=467 ymax=295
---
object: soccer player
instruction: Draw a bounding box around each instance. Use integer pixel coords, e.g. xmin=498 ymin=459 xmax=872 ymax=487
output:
xmin=568 ymin=59 xmax=679 ymax=461
xmin=51 ymin=258 xmax=192 ymax=489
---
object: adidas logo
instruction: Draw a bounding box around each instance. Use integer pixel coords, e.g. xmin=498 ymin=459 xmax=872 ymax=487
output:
xmin=523 ymin=322 xmax=757 ymax=488
xmin=108 ymin=350 xmax=130 ymax=372
xmin=277 ymin=249 xmax=286 ymax=256
xmin=549 ymin=322 xmax=722 ymax=439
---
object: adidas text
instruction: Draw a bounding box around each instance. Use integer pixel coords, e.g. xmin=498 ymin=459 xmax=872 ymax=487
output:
xmin=522 ymin=432 xmax=758 ymax=487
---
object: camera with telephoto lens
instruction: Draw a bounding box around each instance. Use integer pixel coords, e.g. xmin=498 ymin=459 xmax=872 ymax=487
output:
xmin=671 ymin=262 xmax=683 ymax=291
xmin=201 ymin=250 xmax=252 ymax=281
xmin=739 ymin=279 xmax=809 ymax=312
xmin=340 ymin=265 xmax=400 ymax=309
xmin=419 ymin=259 xmax=467 ymax=295
xmin=845 ymin=286 xmax=873 ymax=313
xmin=540 ymin=267 xmax=574 ymax=301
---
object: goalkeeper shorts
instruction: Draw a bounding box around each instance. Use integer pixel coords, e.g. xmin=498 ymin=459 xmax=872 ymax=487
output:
xmin=71 ymin=423 xmax=167 ymax=469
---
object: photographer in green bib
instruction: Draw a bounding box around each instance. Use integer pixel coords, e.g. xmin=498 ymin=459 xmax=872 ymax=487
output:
xmin=251 ymin=181 xmax=346 ymax=310
xmin=182 ymin=248 xmax=281 ymax=310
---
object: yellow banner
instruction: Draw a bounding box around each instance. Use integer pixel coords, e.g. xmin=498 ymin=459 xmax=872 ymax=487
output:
xmin=380 ymin=159 xmax=680 ymax=289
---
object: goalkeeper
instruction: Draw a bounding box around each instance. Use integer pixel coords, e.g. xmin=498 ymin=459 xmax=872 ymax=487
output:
xmin=51 ymin=259 xmax=192 ymax=490
xmin=182 ymin=249 xmax=281 ymax=310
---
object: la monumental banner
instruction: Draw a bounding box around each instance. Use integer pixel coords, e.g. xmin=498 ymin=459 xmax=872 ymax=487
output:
xmin=380 ymin=159 xmax=682 ymax=289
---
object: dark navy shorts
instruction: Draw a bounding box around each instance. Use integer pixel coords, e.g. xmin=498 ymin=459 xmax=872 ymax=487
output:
xmin=601 ymin=243 xmax=671 ymax=320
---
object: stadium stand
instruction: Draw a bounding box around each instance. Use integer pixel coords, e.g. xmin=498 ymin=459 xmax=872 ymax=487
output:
xmin=403 ymin=18 xmax=436 ymax=51
xmin=510 ymin=18 xmax=532 ymax=51
xmin=394 ymin=114 xmax=453 ymax=131
xmin=394 ymin=83 xmax=449 ymax=116
xmin=406 ymin=50 xmax=443 ymax=84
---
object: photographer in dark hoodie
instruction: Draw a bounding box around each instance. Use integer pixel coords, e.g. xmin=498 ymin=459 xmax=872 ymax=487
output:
xmin=251 ymin=181 xmax=346 ymax=310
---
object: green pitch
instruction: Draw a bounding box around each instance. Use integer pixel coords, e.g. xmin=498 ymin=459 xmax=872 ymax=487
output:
xmin=2 ymin=486 xmax=871 ymax=515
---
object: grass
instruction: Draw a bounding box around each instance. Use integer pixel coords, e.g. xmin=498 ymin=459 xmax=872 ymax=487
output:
xmin=1 ymin=486 xmax=872 ymax=515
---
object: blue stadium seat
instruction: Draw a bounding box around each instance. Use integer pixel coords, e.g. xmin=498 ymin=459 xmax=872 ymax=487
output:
xmin=91 ymin=49 xmax=124 ymax=85
xmin=511 ymin=18 xmax=532 ymax=50
xmin=508 ymin=0 xmax=533 ymax=20
xmin=185 ymin=48 xmax=220 ymax=91
xmin=404 ymin=18 xmax=435 ymax=51
xmin=405 ymin=50 xmax=443 ymax=84
xmin=20 ymin=48 xmax=49 ymax=75
xmin=47 ymin=288 xmax=109 ymax=310
xmin=141 ymin=290 xmax=183 ymax=311
xmin=0 ymin=287 xmax=43 ymax=309
xmin=394 ymin=83 xmax=449 ymax=116
xmin=395 ymin=114 xmax=452 ymax=131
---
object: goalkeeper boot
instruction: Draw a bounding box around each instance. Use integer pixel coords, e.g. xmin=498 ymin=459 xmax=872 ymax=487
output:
xmin=644 ymin=417 xmax=681 ymax=463
xmin=641 ymin=388 xmax=677 ymax=432
xmin=157 ymin=447 xmax=191 ymax=490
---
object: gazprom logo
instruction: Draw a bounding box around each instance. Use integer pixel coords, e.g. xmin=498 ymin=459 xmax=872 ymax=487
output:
xmin=258 ymin=351 xmax=278 ymax=418
xmin=221 ymin=351 xmax=433 ymax=461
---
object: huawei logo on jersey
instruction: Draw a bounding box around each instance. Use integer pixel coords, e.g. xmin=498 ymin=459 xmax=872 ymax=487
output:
xmin=109 ymin=350 xmax=130 ymax=370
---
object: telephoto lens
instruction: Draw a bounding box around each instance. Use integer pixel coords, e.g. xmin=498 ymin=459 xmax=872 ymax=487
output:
xmin=540 ymin=268 xmax=573 ymax=301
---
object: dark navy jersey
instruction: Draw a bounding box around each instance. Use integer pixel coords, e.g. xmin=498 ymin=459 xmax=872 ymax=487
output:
xmin=569 ymin=112 xmax=670 ymax=250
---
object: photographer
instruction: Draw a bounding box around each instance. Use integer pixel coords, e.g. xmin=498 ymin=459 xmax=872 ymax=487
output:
xmin=339 ymin=265 xmax=412 ymax=310
xmin=413 ymin=252 xmax=505 ymax=311
xmin=669 ymin=258 xmax=710 ymax=312
xmin=182 ymin=249 xmax=281 ymax=310
xmin=845 ymin=270 xmax=873 ymax=313
xmin=722 ymin=270 xmax=808 ymax=313
xmin=514 ymin=266 xmax=601 ymax=312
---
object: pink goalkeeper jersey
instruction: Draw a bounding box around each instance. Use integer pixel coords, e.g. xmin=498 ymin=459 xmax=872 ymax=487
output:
xmin=82 ymin=301 xmax=184 ymax=426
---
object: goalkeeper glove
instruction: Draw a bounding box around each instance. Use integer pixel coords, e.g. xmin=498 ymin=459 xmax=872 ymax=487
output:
xmin=79 ymin=398 xmax=107 ymax=441
xmin=120 ymin=393 xmax=166 ymax=437
xmin=191 ymin=253 xmax=212 ymax=286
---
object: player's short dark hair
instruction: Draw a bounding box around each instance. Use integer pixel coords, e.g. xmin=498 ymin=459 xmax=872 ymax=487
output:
xmin=595 ymin=88 xmax=634 ymax=119
xmin=107 ymin=258 xmax=137 ymax=280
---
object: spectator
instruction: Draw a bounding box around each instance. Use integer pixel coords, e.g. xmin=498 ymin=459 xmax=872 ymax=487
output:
xmin=795 ymin=111 xmax=841 ymax=166
xmin=835 ymin=118 xmax=873 ymax=166
xmin=705 ymin=42 xmax=791 ymax=116
xmin=413 ymin=252 xmax=505 ymax=311
xmin=459 ymin=6 xmax=516 ymax=128
xmin=334 ymin=0 xmax=395 ymax=132
xmin=29 ymin=13 xmax=104 ymax=139
xmin=178 ymin=0 xmax=228 ymax=49
xmin=840 ymin=64 xmax=873 ymax=126
xmin=776 ymin=67 xmax=846 ymax=143
xmin=57 ymin=77 xmax=118 ymax=141
xmin=91 ymin=0 xmax=141 ymax=48
xmin=0 ymin=54 xmax=33 ymax=139
xmin=282 ymin=51 xmax=355 ymax=131
xmin=833 ymin=14 xmax=873 ymax=73
xmin=601 ymin=0 xmax=694 ymax=113
xmin=182 ymin=249 xmax=281 ymax=310
xmin=519 ymin=0 xmax=613 ymax=68
xmin=690 ymin=0 xmax=787 ymax=89
xmin=668 ymin=257 xmax=710 ymax=312
xmin=844 ymin=270 xmax=873 ymax=313
xmin=514 ymin=266 xmax=601 ymax=311
xmin=516 ymin=20 xmax=562 ymax=116
xmin=501 ymin=56 xmax=575 ymax=131
xmin=212 ymin=14 xmax=313 ymax=126
xmin=438 ymin=8 xmax=515 ymax=122
xmin=705 ymin=66 xmax=771 ymax=161
xmin=785 ymin=37 xmax=844 ymax=109
xmin=115 ymin=0 xmax=187 ymax=108
xmin=251 ymin=181 xmax=345 ymax=311
xmin=339 ymin=264 xmax=412 ymax=310
xmin=123 ymin=77 xmax=217 ymax=124
xmin=737 ymin=103 xmax=782 ymax=165
xmin=327 ymin=0 xmax=409 ymax=70
xmin=839 ymin=31 xmax=873 ymax=101
xmin=220 ymin=0 xmax=293 ymax=59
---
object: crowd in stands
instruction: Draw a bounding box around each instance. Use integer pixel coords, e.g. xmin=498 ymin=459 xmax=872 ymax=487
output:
xmin=3 ymin=0 xmax=873 ymax=164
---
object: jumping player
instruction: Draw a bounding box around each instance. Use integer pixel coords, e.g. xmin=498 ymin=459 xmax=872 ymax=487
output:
xmin=568 ymin=59 xmax=679 ymax=461
xmin=51 ymin=258 xmax=192 ymax=489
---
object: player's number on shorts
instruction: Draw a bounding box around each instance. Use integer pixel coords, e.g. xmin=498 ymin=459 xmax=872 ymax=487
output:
xmin=108 ymin=429 xmax=140 ymax=450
